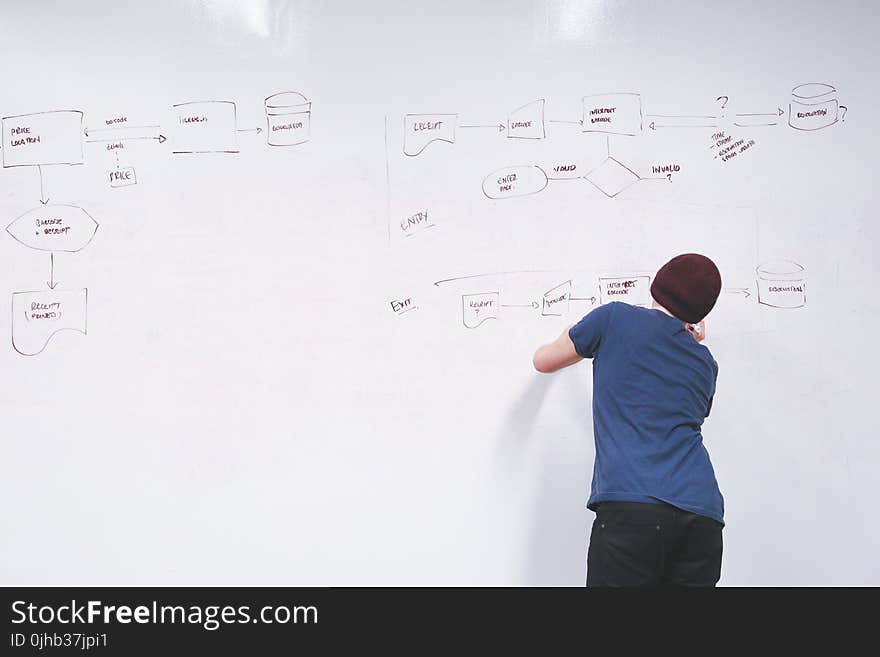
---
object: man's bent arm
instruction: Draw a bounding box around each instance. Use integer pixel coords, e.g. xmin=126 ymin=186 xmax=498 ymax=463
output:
xmin=533 ymin=326 xmax=583 ymax=373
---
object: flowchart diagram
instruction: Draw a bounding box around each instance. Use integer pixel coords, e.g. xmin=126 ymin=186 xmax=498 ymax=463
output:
xmin=433 ymin=272 xmax=652 ymax=329
xmin=421 ymin=259 xmax=807 ymax=329
xmin=402 ymin=94 xmax=668 ymax=200
xmin=1 ymin=84 xmax=823 ymax=351
xmin=2 ymin=91 xmax=311 ymax=355
xmin=386 ymin=83 xmax=837 ymax=323
xmin=394 ymin=82 xmax=847 ymax=212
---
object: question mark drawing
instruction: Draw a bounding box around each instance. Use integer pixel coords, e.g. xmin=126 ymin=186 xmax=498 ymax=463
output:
xmin=839 ymin=105 xmax=848 ymax=122
xmin=667 ymin=173 xmax=672 ymax=182
xmin=716 ymin=95 xmax=729 ymax=117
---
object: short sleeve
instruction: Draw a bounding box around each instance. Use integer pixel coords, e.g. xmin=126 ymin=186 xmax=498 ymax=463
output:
xmin=568 ymin=303 xmax=614 ymax=359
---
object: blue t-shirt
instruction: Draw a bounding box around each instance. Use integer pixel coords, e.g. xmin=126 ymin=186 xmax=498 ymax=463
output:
xmin=568 ymin=302 xmax=724 ymax=525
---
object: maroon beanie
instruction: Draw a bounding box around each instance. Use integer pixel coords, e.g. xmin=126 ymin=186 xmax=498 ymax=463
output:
xmin=650 ymin=254 xmax=722 ymax=323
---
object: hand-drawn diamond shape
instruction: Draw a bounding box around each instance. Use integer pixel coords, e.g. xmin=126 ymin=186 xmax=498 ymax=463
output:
xmin=584 ymin=157 xmax=640 ymax=197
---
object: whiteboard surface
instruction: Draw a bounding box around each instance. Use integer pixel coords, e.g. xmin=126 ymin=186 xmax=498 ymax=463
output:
xmin=1 ymin=0 xmax=878 ymax=585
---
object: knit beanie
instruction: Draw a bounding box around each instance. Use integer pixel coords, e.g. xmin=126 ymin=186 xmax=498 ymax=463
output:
xmin=650 ymin=254 xmax=722 ymax=323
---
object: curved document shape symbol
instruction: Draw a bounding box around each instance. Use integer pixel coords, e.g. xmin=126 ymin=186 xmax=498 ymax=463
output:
xmin=462 ymin=292 xmax=498 ymax=329
xmin=7 ymin=204 xmax=98 ymax=252
xmin=12 ymin=289 xmax=88 ymax=356
xmin=482 ymin=166 xmax=548 ymax=199
xmin=403 ymin=114 xmax=457 ymax=156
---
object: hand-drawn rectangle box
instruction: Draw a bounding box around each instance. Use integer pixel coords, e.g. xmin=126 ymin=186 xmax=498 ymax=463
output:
xmin=2 ymin=110 xmax=84 ymax=168
xmin=542 ymin=280 xmax=571 ymax=316
xmin=582 ymin=93 xmax=642 ymax=136
xmin=108 ymin=167 xmax=137 ymax=188
xmin=507 ymin=99 xmax=545 ymax=140
xmin=172 ymin=101 xmax=238 ymax=154
xmin=599 ymin=275 xmax=652 ymax=306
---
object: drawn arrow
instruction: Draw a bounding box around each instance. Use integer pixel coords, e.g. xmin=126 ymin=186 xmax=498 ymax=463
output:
xmin=646 ymin=114 xmax=718 ymax=119
xmin=47 ymin=252 xmax=58 ymax=289
xmin=237 ymin=127 xmax=263 ymax=134
xmin=38 ymin=165 xmax=49 ymax=204
xmin=501 ymin=301 xmax=539 ymax=309
xmin=84 ymin=124 xmax=159 ymax=137
xmin=548 ymin=119 xmax=583 ymax=126
xmin=85 ymin=134 xmax=166 ymax=143
xmin=650 ymin=121 xmax=717 ymax=130
xmin=735 ymin=108 xmax=784 ymax=118
xmin=460 ymin=123 xmax=505 ymax=132
xmin=84 ymin=125 xmax=166 ymax=143
xmin=724 ymin=287 xmax=752 ymax=298
xmin=570 ymin=296 xmax=597 ymax=303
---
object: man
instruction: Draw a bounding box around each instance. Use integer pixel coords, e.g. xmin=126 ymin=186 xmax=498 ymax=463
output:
xmin=532 ymin=254 xmax=724 ymax=587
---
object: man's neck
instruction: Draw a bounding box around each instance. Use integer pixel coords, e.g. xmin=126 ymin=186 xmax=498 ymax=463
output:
xmin=652 ymin=301 xmax=675 ymax=317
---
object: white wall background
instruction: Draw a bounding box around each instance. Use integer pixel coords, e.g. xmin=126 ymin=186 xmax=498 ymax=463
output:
xmin=1 ymin=0 xmax=878 ymax=585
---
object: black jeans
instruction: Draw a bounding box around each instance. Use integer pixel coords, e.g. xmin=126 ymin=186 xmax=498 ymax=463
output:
xmin=586 ymin=501 xmax=723 ymax=587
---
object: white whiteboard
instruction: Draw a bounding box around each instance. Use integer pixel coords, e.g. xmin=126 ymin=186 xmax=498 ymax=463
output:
xmin=1 ymin=0 xmax=878 ymax=585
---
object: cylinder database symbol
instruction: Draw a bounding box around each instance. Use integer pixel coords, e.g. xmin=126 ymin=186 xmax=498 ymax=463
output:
xmin=265 ymin=92 xmax=311 ymax=146
xmin=788 ymin=83 xmax=843 ymax=131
